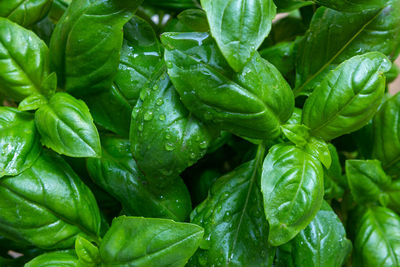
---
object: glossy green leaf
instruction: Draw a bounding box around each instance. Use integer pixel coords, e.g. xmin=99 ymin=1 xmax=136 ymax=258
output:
xmin=261 ymin=143 xmax=324 ymax=246
xmin=276 ymin=201 xmax=352 ymax=267
xmin=87 ymin=135 xmax=192 ymax=222
xmin=0 ymin=107 xmax=41 ymax=177
xmin=302 ymin=52 xmax=390 ymax=141
xmin=295 ymin=2 xmax=400 ymax=96
xmin=50 ymin=0 xmax=143 ymax=96
xmin=346 ymin=159 xmax=391 ymax=205
xmin=99 ymin=216 xmax=204 ymax=267
xmin=75 ymin=235 xmax=100 ymax=266
xmin=372 ymin=92 xmax=400 ymax=177
xmin=350 ymin=206 xmax=400 ymax=267
xmin=114 ymin=15 xmax=163 ymax=107
xmin=18 ymin=94 xmax=48 ymax=111
xmin=35 ymin=92 xmax=101 ymax=158
xmin=25 ymin=250 xmax=78 ymax=267
xmin=315 ymin=0 xmax=387 ymax=12
xmin=324 ymin=144 xmax=345 ymax=200
xmin=281 ymin=124 xmax=310 ymax=147
xmin=201 ymin=0 xmax=276 ymax=71
xmin=189 ymin=154 xmax=276 ymax=266
xmin=131 ymin=66 xmax=212 ymax=179
xmin=0 ymin=0 xmax=53 ymax=27
xmin=0 ymin=18 xmax=54 ymax=101
xmin=162 ymin=32 xmax=294 ymax=140
xmin=0 ymin=151 xmax=101 ymax=249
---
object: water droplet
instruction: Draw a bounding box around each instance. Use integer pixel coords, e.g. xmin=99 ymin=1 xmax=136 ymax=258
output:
xmin=159 ymin=195 xmax=164 ymax=199
xmin=165 ymin=142 xmax=175 ymax=151
xmin=143 ymin=111 xmax=153 ymax=121
xmin=190 ymin=152 xmax=196 ymax=159
xmin=166 ymin=61 xmax=173 ymax=68
xmin=159 ymin=114 xmax=166 ymax=121
xmin=140 ymin=89 xmax=147 ymax=101
xmin=156 ymin=98 xmax=164 ymax=106
xmin=165 ymin=134 xmax=171 ymax=140
xmin=138 ymin=124 xmax=143 ymax=132
xmin=153 ymin=84 xmax=159 ymax=91
xmin=199 ymin=141 xmax=208 ymax=149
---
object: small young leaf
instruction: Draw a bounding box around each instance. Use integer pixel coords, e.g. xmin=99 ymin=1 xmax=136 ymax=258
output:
xmin=75 ymin=235 xmax=100 ymax=266
xmin=35 ymin=92 xmax=101 ymax=158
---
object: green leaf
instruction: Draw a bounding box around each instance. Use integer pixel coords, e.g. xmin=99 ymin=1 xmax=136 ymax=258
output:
xmin=25 ymin=250 xmax=79 ymax=267
xmin=0 ymin=18 xmax=54 ymax=101
xmin=276 ymin=201 xmax=352 ymax=267
xmin=49 ymin=0 xmax=143 ymax=96
xmin=387 ymin=180 xmax=400 ymax=213
xmin=99 ymin=216 xmax=204 ymax=267
xmin=302 ymin=52 xmax=390 ymax=141
xmin=201 ymin=0 xmax=276 ymax=71
xmin=324 ymin=144 xmax=345 ymax=200
xmin=75 ymin=235 xmax=100 ymax=266
xmin=261 ymin=143 xmax=324 ymax=246
xmin=346 ymin=159 xmax=391 ymax=205
xmin=295 ymin=2 xmax=400 ymax=96
xmin=177 ymin=9 xmax=209 ymax=32
xmin=114 ymin=15 xmax=163 ymax=107
xmin=350 ymin=206 xmax=400 ymax=267
xmin=83 ymin=84 xmax=132 ymax=138
xmin=189 ymin=153 xmax=276 ymax=266
xmin=314 ymin=0 xmax=387 ymax=12
xmin=18 ymin=94 xmax=48 ymax=111
xmin=131 ymin=65 xmax=212 ymax=179
xmin=281 ymin=124 xmax=311 ymax=147
xmin=87 ymin=135 xmax=192 ymax=222
xmin=372 ymin=92 xmax=400 ymax=177
xmin=162 ymin=32 xmax=294 ymax=140
xmin=0 ymin=0 xmax=53 ymax=27
xmin=0 ymin=107 xmax=41 ymax=177
xmin=35 ymin=92 xmax=101 ymax=158
xmin=0 ymin=151 xmax=101 ymax=249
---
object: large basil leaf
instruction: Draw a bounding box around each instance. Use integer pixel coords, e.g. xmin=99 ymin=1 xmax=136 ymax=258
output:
xmin=35 ymin=92 xmax=101 ymax=158
xmin=50 ymin=0 xmax=143 ymax=96
xmin=295 ymin=1 xmax=400 ymax=96
xmin=302 ymin=52 xmax=390 ymax=141
xmin=315 ymin=0 xmax=387 ymax=11
xmin=372 ymin=92 xmax=400 ymax=177
xmin=131 ymin=66 xmax=212 ymax=179
xmin=0 ymin=107 xmax=41 ymax=177
xmin=0 ymin=151 xmax=101 ymax=249
xmin=87 ymin=135 xmax=192 ymax=222
xmin=346 ymin=159 xmax=391 ymax=205
xmin=0 ymin=18 xmax=54 ymax=101
xmin=189 ymin=154 xmax=275 ymax=266
xmin=99 ymin=216 xmax=203 ymax=266
xmin=261 ymin=143 xmax=324 ymax=246
xmin=350 ymin=206 xmax=400 ymax=266
xmin=162 ymin=32 xmax=294 ymax=140
xmin=201 ymin=0 xmax=276 ymax=71
xmin=25 ymin=250 xmax=78 ymax=267
xmin=276 ymin=201 xmax=352 ymax=267
xmin=0 ymin=0 xmax=53 ymax=27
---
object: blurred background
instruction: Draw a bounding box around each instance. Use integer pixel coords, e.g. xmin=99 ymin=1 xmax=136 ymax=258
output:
xmin=391 ymin=58 xmax=400 ymax=94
